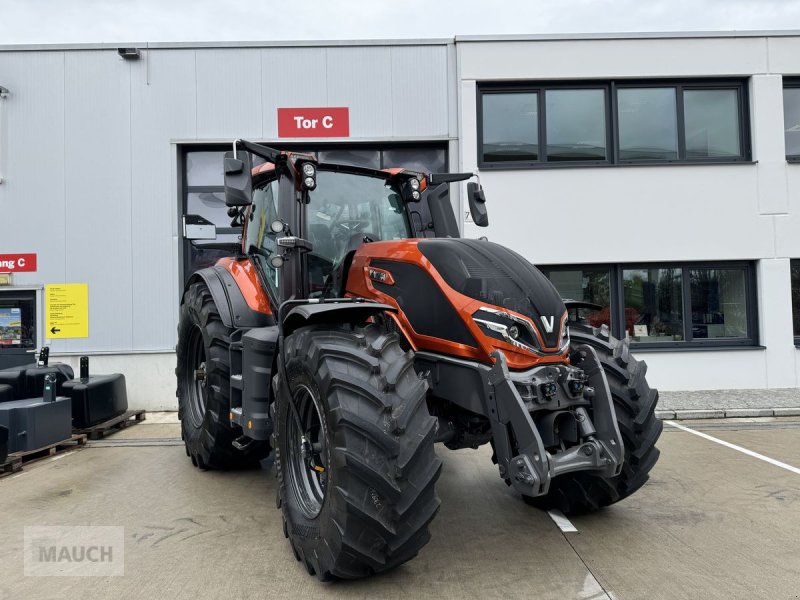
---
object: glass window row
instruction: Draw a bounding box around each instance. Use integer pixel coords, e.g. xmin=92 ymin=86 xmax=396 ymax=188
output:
xmin=540 ymin=262 xmax=757 ymax=348
xmin=479 ymin=80 xmax=750 ymax=167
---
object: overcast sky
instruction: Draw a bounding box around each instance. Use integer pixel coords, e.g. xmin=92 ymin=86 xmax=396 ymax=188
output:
xmin=1 ymin=0 xmax=800 ymax=44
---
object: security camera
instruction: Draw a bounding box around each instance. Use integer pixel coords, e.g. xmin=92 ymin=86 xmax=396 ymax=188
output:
xmin=0 ymin=86 xmax=9 ymax=98
xmin=117 ymin=48 xmax=141 ymax=60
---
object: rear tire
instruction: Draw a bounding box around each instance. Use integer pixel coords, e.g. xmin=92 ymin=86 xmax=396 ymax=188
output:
xmin=525 ymin=324 xmax=662 ymax=514
xmin=275 ymin=322 xmax=441 ymax=580
xmin=176 ymin=281 xmax=268 ymax=469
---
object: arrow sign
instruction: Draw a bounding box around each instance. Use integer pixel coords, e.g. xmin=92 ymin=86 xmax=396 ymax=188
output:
xmin=50 ymin=327 xmax=61 ymax=335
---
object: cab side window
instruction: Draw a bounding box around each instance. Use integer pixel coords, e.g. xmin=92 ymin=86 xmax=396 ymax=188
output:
xmin=244 ymin=180 xmax=281 ymax=294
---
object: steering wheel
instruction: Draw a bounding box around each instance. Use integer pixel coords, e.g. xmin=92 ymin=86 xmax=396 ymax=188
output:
xmin=321 ymin=231 xmax=381 ymax=298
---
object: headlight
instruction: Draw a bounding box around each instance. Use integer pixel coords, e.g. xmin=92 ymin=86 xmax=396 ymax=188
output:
xmin=300 ymin=162 xmax=317 ymax=190
xmin=403 ymin=177 xmax=423 ymax=202
xmin=472 ymin=308 xmax=537 ymax=351
xmin=472 ymin=307 xmax=568 ymax=355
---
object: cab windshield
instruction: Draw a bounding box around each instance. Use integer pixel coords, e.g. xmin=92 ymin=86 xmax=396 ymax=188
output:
xmin=306 ymin=169 xmax=411 ymax=295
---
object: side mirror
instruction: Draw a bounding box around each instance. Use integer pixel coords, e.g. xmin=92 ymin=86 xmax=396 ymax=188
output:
xmin=223 ymin=150 xmax=253 ymax=207
xmin=467 ymin=182 xmax=488 ymax=227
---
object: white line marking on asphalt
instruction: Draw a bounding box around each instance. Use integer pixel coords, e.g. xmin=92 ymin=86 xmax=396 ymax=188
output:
xmin=548 ymin=509 xmax=578 ymax=532
xmin=664 ymin=420 xmax=800 ymax=476
xmin=578 ymin=571 xmax=612 ymax=600
xmin=552 ymin=513 xmax=615 ymax=599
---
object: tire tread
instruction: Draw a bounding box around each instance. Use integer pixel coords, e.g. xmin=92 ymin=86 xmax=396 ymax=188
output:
xmin=277 ymin=322 xmax=441 ymax=580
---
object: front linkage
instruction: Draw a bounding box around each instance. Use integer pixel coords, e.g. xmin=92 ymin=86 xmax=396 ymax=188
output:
xmin=485 ymin=347 xmax=625 ymax=497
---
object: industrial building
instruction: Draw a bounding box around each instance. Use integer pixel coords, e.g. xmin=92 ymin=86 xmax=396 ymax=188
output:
xmin=2 ymin=31 xmax=800 ymax=408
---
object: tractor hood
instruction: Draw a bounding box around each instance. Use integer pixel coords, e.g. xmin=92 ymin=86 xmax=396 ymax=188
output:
xmin=418 ymin=239 xmax=567 ymax=349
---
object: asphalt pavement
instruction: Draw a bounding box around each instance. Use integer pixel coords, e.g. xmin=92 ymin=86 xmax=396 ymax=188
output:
xmin=1 ymin=415 xmax=799 ymax=600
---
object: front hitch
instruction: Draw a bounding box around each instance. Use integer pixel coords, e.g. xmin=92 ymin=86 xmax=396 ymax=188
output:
xmin=486 ymin=348 xmax=624 ymax=497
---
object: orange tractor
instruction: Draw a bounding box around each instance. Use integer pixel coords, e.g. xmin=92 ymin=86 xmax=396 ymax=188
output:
xmin=177 ymin=140 xmax=661 ymax=580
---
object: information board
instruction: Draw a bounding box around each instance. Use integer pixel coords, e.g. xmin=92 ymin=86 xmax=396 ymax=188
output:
xmin=45 ymin=284 xmax=89 ymax=339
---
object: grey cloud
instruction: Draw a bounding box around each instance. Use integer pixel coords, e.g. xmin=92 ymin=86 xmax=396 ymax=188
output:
xmin=1 ymin=0 xmax=800 ymax=44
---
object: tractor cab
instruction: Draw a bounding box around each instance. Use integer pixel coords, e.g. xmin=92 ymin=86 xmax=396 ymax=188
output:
xmin=244 ymin=163 xmax=415 ymax=300
xmin=221 ymin=140 xmax=488 ymax=306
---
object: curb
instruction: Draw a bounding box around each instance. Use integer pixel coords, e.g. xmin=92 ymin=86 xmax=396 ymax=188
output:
xmin=656 ymin=407 xmax=800 ymax=420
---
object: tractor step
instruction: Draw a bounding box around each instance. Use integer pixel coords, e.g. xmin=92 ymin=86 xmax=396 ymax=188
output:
xmin=232 ymin=435 xmax=257 ymax=452
xmin=230 ymin=374 xmax=243 ymax=390
xmin=225 ymin=329 xmax=278 ymax=441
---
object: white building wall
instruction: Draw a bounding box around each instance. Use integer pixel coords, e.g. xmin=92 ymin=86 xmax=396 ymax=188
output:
xmin=457 ymin=34 xmax=800 ymax=391
xmin=0 ymin=41 xmax=453 ymax=409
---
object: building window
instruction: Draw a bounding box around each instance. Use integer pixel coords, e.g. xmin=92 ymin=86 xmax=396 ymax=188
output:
xmin=481 ymin=92 xmax=539 ymax=163
xmin=683 ymin=88 xmax=742 ymax=159
xmin=541 ymin=261 xmax=758 ymax=348
xmin=540 ymin=266 xmax=613 ymax=329
xmin=478 ymin=80 xmax=750 ymax=168
xmin=545 ymin=89 xmax=607 ymax=162
xmin=783 ymin=81 xmax=800 ymax=160
xmin=623 ymin=267 xmax=684 ymax=342
xmin=479 ymin=85 xmax=609 ymax=166
xmin=689 ymin=267 xmax=750 ymax=340
xmin=791 ymin=260 xmax=800 ymax=340
xmin=617 ymin=87 xmax=678 ymax=161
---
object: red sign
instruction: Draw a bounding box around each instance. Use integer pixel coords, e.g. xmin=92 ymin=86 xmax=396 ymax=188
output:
xmin=278 ymin=107 xmax=350 ymax=138
xmin=0 ymin=253 xmax=37 ymax=272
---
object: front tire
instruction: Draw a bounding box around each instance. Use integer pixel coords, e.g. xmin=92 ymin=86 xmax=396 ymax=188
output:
xmin=275 ymin=323 xmax=441 ymax=580
xmin=176 ymin=281 xmax=268 ymax=469
xmin=526 ymin=324 xmax=662 ymax=514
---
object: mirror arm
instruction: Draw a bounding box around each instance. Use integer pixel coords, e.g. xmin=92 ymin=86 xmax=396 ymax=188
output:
xmin=427 ymin=172 xmax=477 ymax=185
xmin=233 ymin=139 xmax=282 ymax=164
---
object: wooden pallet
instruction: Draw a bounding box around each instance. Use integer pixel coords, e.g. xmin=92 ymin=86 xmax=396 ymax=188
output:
xmin=0 ymin=434 xmax=87 ymax=477
xmin=0 ymin=455 xmax=22 ymax=479
xmin=74 ymin=409 xmax=146 ymax=440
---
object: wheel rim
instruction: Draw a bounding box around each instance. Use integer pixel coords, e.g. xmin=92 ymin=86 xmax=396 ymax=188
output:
xmin=286 ymin=384 xmax=328 ymax=519
xmin=184 ymin=325 xmax=207 ymax=428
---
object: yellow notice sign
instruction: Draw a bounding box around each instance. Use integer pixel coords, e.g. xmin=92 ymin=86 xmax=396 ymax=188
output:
xmin=46 ymin=284 xmax=89 ymax=339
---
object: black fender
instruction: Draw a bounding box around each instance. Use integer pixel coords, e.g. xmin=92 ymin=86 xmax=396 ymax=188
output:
xmin=563 ymin=300 xmax=602 ymax=312
xmin=282 ymin=302 xmax=397 ymax=337
xmin=563 ymin=300 xmax=602 ymax=326
xmin=185 ymin=266 xmax=275 ymax=329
